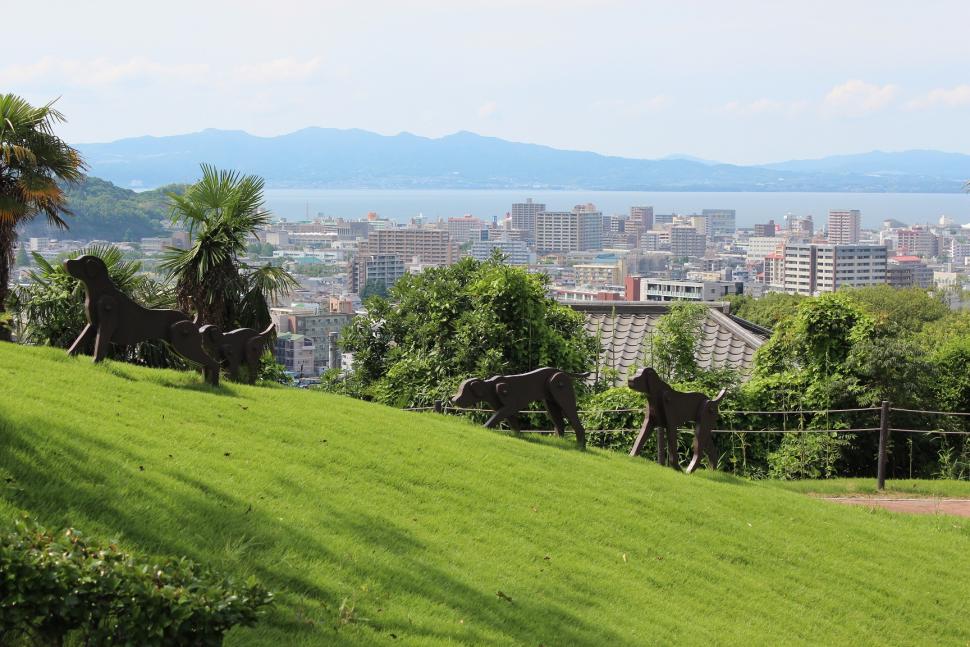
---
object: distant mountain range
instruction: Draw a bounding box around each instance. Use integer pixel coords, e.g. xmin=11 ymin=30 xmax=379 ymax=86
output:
xmin=75 ymin=128 xmax=970 ymax=193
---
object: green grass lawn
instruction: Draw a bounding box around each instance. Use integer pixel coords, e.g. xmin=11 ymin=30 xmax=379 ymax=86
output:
xmin=773 ymin=478 xmax=970 ymax=498
xmin=2 ymin=344 xmax=969 ymax=645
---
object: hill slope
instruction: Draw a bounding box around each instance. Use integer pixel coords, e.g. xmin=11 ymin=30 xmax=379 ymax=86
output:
xmin=1 ymin=345 xmax=969 ymax=645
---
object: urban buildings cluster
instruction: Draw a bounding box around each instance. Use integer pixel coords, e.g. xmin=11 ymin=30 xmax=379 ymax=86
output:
xmin=15 ymin=199 xmax=970 ymax=379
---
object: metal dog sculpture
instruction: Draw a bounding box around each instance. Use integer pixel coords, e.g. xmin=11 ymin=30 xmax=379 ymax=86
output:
xmin=64 ymin=255 xmax=221 ymax=386
xmin=627 ymin=367 xmax=724 ymax=473
xmin=199 ymin=323 xmax=276 ymax=384
xmin=451 ymin=367 xmax=589 ymax=448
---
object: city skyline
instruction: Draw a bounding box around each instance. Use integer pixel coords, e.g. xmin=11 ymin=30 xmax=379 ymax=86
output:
xmin=4 ymin=1 xmax=970 ymax=164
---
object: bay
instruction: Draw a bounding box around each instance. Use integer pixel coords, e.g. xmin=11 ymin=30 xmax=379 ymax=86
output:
xmin=263 ymin=189 xmax=970 ymax=229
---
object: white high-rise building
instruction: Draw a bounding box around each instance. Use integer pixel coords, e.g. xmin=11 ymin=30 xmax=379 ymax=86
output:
xmin=535 ymin=210 xmax=602 ymax=253
xmin=828 ymin=210 xmax=862 ymax=245
xmin=702 ymin=209 xmax=736 ymax=238
xmin=782 ymin=243 xmax=887 ymax=295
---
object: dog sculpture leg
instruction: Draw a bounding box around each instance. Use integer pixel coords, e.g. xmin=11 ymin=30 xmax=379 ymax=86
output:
xmin=68 ymin=324 xmax=96 ymax=357
xmin=93 ymin=296 xmax=119 ymax=362
xmin=545 ymin=400 xmax=566 ymax=437
xmin=630 ymin=407 xmax=655 ymax=457
xmin=665 ymin=422 xmax=681 ymax=470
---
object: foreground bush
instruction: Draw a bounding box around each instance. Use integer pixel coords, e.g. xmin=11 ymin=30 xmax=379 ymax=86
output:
xmin=0 ymin=517 xmax=273 ymax=646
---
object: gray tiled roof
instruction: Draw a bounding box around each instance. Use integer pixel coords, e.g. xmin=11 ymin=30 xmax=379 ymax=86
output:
xmin=570 ymin=302 xmax=769 ymax=385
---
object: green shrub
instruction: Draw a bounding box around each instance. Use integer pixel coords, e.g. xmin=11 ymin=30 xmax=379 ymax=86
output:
xmin=581 ymin=387 xmax=646 ymax=452
xmin=0 ymin=517 xmax=273 ymax=646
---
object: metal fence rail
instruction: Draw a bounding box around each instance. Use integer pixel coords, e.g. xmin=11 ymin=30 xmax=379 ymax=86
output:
xmin=407 ymin=398 xmax=970 ymax=490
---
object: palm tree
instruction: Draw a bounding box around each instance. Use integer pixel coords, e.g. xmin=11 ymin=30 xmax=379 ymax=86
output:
xmin=0 ymin=94 xmax=85 ymax=340
xmin=160 ymin=164 xmax=296 ymax=330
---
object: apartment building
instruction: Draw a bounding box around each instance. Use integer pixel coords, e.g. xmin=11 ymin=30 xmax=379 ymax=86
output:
xmin=782 ymin=243 xmax=887 ymax=295
xmin=670 ymin=226 xmax=707 ymax=258
xmin=702 ymin=209 xmax=736 ymax=238
xmin=271 ymin=305 xmax=351 ymax=373
xmin=447 ymin=215 xmax=486 ymax=243
xmin=274 ymin=333 xmax=316 ymax=376
xmin=574 ymin=263 xmax=622 ymax=286
xmin=640 ymin=279 xmax=743 ymax=302
xmin=470 ymin=240 xmax=532 ymax=265
xmin=745 ymin=236 xmax=785 ymax=261
xmin=510 ymin=198 xmax=545 ymax=241
xmin=535 ymin=210 xmax=603 ymax=253
xmin=887 ymin=256 xmax=934 ymax=288
xmin=350 ymin=253 xmax=406 ymax=293
xmin=894 ymin=226 xmax=938 ymax=258
xmin=827 ymin=210 xmax=861 ymax=245
xmin=753 ymin=220 xmax=776 ymax=237
xmin=359 ymin=228 xmax=456 ymax=266
xmin=629 ymin=206 xmax=654 ymax=232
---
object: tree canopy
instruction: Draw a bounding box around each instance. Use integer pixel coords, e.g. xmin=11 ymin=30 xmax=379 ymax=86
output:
xmin=337 ymin=256 xmax=598 ymax=407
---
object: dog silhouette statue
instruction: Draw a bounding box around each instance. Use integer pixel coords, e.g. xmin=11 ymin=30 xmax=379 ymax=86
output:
xmin=64 ymin=255 xmax=221 ymax=386
xmin=627 ymin=367 xmax=724 ymax=473
xmin=451 ymin=367 xmax=590 ymax=448
xmin=199 ymin=322 xmax=276 ymax=384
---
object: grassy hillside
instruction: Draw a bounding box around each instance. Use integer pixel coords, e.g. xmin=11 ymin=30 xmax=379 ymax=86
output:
xmin=1 ymin=344 xmax=969 ymax=645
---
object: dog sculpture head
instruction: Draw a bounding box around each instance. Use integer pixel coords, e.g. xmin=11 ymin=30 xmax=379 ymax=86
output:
xmin=199 ymin=324 xmax=224 ymax=346
xmin=627 ymin=366 xmax=661 ymax=393
xmin=64 ymin=255 xmax=111 ymax=287
xmin=451 ymin=377 xmax=490 ymax=408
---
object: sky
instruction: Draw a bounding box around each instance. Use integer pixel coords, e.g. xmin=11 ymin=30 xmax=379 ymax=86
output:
xmin=4 ymin=0 xmax=970 ymax=165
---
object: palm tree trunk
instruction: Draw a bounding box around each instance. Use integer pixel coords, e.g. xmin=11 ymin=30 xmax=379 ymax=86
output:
xmin=0 ymin=220 xmax=15 ymax=342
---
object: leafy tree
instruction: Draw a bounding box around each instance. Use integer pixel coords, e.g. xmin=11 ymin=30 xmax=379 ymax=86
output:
xmin=160 ymin=165 xmax=297 ymax=330
xmin=842 ymin=284 xmax=948 ymax=337
xmin=338 ymin=256 xmax=597 ymax=407
xmin=726 ymin=292 xmax=804 ymax=329
xmin=14 ymin=245 xmax=28 ymax=268
xmin=649 ymin=301 xmax=707 ymax=382
xmin=0 ymin=94 xmax=85 ymax=340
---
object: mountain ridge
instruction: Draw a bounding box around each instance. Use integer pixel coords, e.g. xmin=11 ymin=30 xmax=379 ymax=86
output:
xmin=74 ymin=128 xmax=970 ymax=192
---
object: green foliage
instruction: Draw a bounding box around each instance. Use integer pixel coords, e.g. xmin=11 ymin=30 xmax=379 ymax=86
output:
xmin=160 ymin=164 xmax=297 ymax=331
xmin=256 ymin=353 xmax=292 ymax=386
xmin=18 ymin=176 xmax=183 ymax=241
xmin=0 ymin=94 xmax=85 ymax=338
xmin=339 ymin=257 xmax=597 ymax=408
xmin=0 ymin=516 xmax=273 ymax=646
xmin=727 ymin=292 xmax=804 ymax=329
xmin=842 ymin=284 xmax=948 ymax=337
xmin=14 ymin=245 xmax=28 ymax=267
xmin=650 ymin=301 xmax=707 ymax=382
xmin=580 ymin=386 xmax=645 ymax=452
xmin=247 ymin=241 xmax=276 ymax=258
xmin=767 ymin=433 xmax=851 ymax=480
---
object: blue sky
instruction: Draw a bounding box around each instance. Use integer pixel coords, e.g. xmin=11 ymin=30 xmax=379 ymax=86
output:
xmin=4 ymin=0 xmax=970 ymax=164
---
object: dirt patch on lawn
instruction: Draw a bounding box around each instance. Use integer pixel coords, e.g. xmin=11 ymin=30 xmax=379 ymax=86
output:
xmin=823 ymin=497 xmax=970 ymax=518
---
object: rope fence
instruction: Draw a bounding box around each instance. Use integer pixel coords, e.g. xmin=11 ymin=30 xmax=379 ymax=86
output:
xmin=406 ymin=399 xmax=970 ymax=490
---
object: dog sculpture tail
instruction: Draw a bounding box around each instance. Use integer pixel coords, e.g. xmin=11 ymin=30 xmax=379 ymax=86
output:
xmin=565 ymin=371 xmax=592 ymax=381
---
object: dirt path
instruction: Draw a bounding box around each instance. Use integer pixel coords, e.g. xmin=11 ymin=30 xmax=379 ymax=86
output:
xmin=823 ymin=497 xmax=970 ymax=518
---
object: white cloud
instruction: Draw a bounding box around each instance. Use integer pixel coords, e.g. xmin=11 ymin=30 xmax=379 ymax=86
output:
xmin=0 ymin=56 xmax=209 ymax=87
xmin=232 ymin=57 xmax=323 ymax=83
xmin=905 ymin=84 xmax=970 ymax=110
xmin=477 ymin=100 xmax=499 ymax=118
xmin=822 ymin=80 xmax=898 ymax=116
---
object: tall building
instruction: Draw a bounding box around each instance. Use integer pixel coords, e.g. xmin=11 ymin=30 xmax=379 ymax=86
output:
xmin=670 ymin=226 xmax=707 ymax=258
xmin=702 ymin=209 xmax=736 ymax=238
xmin=535 ymin=210 xmax=602 ymax=253
xmin=271 ymin=306 xmax=351 ymax=373
xmin=510 ymin=198 xmax=545 ymax=241
xmin=274 ymin=333 xmax=316 ymax=376
xmin=470 ymin=240 xmax=531 ymax=265
xmin=753 ymin=220 xmax=776 ymax=237
xmin=351 ymin=253 xmax=406 ymax=294
xmin=785 ymin=213 xmax=815 ymax=236
xmin=359 ymin=228 xmax=456 ymax=266
xmin=828 ymin=210 xmax=862 ymax=245
xmin=629 ymin=206 xmax=654 ymax=232
xmin=782 ymin=243 xmax=887 ymax=295
xmin=447 ymin=215 xmax=486 ymax=243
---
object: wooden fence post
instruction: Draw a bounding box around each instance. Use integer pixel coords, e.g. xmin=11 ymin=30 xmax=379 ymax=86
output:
xmin=877 ymin=400 xmax=890 ymax=490
xmin=433 ymin=400 xmax=443 ymax=414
